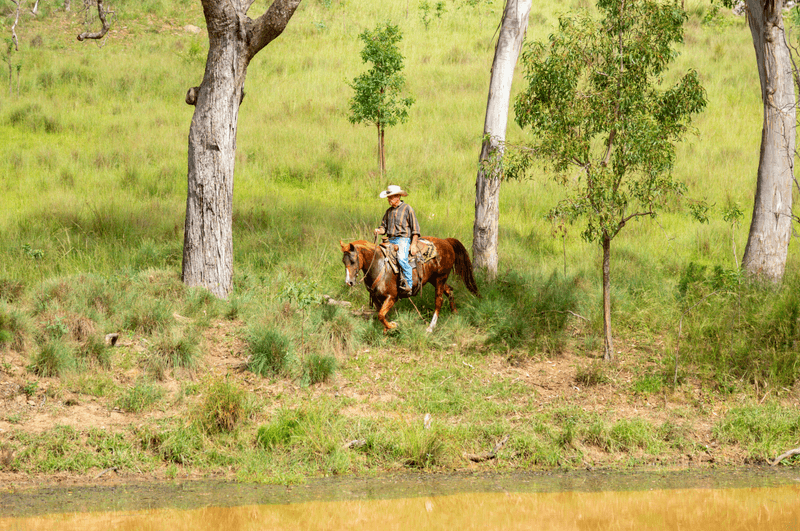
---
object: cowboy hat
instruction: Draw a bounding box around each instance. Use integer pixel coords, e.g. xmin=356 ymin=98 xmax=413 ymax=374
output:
xmin=379 ymin=185 xmax=408 ymax=198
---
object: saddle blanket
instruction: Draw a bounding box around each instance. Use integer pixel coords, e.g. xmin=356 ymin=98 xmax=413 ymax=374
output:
xmin=381 ymin=238 xmax=437 ymax=275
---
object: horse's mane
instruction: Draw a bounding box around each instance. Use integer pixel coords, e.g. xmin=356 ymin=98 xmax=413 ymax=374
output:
xmin=350 ymin=240 xmax=377 ymax=251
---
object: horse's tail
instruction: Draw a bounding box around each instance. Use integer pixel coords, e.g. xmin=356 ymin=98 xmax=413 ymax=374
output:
xmin=446 ymin=238 xmax=480 ymax=297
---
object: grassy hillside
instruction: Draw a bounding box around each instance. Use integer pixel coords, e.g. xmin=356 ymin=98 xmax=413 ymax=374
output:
xmin=0 ymin=0 xmax=799 ymax=483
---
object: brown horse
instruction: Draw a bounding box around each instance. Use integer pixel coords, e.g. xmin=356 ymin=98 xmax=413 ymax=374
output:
xmin=340 ymin=237 xmax=479 ymax=332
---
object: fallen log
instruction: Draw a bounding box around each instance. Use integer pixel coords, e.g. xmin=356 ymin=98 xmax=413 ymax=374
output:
xmin=463 ymin=434 xmax=510 ymax=463
xmin=769 ymin=446 xmax=800 ymax=466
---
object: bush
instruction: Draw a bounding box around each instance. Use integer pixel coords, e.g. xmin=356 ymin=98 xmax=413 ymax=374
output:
xmin=303 ymin=353 xmax=337 ymax=385
xmin=146 ymin=328 xmax=199 ymax=378
xmin=247 ymin=326 xmax=294 ymax=377
xmin=195 ymin=380 xmax=246 ymax=434
xmin=256 ymin=408 xmax=303 ymax=450
xmin=115 ymin=379 xmax=165 ymax=412
xmin=29 ymin=340 xmax=76 ymax=377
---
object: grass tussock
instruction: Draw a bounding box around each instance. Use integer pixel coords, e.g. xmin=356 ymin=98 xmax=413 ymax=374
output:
xmin=194 ymin=380 xmax=247 ymax=435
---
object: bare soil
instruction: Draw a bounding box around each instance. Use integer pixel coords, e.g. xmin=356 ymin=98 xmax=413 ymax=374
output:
xmin=0 ymin=318 xmax=791 ymax=491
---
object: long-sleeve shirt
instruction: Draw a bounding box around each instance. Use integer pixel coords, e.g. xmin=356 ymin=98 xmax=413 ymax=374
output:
xmin=380 ymin=201 xmax=420 ymax=239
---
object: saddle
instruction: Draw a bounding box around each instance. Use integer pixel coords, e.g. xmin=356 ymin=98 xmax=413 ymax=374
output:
xmin=379 ymin=239 xmax=438 ymax=292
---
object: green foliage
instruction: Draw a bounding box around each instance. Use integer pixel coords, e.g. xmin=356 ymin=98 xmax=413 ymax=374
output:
xmin=575 ymin=361 xmax=609 ymax=387
xmin=466 ymin=271 xmax=579 ymax=356
xmin=195 ymin=380 xmax=246 ymax=434
xmin=78 ymin=334 xmax=112 ymax=368
xmin=714 ymin=404 xmax=800 ymax=459
xmin=515 ymin=0 xmax=706 ymax=357
xmin=678 ymin=271 xmax=800 ymax=389
xmin=256 ymin=408 xmax=304 ymax=449
xmin=396 ymin=425 xmax=445 ymax=468
xmin=22 ymin=380 xmax=38 ymax=397
xmin=348 ymin=22 xmax=414 ymax=172
xmin=146 ymin=327 xmax=199 ymax=378
xmin=419 ymin=1 xmax=446 ymax=29
xmin=115 ymin=379 xmax=165 ymax=413
xmin=28 ymin=340 xmax=76 ymax=377
xmin=247 ymin=325 xmax=294 ymax=377
xmin=516 ymin=0 xmax=706 ymax=245
xmin=348 ymin=22 xmax=414 ymax=130
xmin=302 ymin=353 xmax=337 ymax=385
xmin=0 ymin=303 xmax=29 ymax=351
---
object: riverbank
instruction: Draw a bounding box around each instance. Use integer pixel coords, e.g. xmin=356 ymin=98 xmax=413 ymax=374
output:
xmin=2 ymin=304 xmax=799 ymax=492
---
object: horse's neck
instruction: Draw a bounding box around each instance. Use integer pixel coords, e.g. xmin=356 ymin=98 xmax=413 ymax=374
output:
xmin=360 ymin=246 xmax=382 ymax=278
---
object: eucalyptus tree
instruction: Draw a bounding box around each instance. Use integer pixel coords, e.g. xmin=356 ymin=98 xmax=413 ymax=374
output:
xmin=472 ymin=0 xmax=531 ymax=280
xmin=513 ymin=0 xmax=706 ymax=361
xmin=738 ymin=0 xmax=795 ymax=282
xmin=180 ymin=0 xmax=302 ymax=299
xmin=348 ymin=22 xmax=414 ymax=177
xmin=78 ymin=0 xmax=302 ymax=298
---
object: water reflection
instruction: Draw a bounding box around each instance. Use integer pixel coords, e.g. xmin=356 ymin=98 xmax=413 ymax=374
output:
xmin=2 ymin=472 xmax=800 ymax=531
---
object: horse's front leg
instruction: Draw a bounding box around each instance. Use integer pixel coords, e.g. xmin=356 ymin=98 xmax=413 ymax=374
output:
xmin=378 ymin=296 xmax=398 ymax=331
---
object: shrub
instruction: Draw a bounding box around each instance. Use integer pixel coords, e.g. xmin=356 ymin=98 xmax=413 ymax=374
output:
xmin=396 ymin=425 xmax=444 ymax=469
xmin=302 ymin=353 xmax=337 ymax=385
xmin=122 ymin=297 xmax=172 ymax=334
xmin=247 ymin=326 xmax=294 ymax=377
xmin=0 ymin=303 xmax=31 ymax=351
xmin=78 ymin=334 xmax=112 ymax=368
xmin=195 ymin=380 xmax=246 ymax=434
xmin=146 ymin=328 xmax=199 ymax=378
xmin=29 ymin=340 xmax=76 ymax=377
xmin=115 ymin=379 xmax=165 ymax=413
xmin=256 ymin=408 xmax=303 ymax=450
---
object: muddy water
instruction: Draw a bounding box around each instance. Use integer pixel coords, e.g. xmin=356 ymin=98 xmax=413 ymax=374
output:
xmin=2 ymin=470 xmax=799 ymax=530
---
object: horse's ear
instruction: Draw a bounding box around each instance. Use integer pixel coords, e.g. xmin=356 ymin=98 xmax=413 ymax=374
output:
xmin=339 ymin=240 xmax=348 ymax=252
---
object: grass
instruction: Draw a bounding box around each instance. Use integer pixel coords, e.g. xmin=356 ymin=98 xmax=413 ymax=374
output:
xmin=0 ymin=0 xmax=798 ymax=483
xmin=115 ymin=378 xmax=165 ymax=413
xmin=194 ymin=379 xmax=247 ymax=435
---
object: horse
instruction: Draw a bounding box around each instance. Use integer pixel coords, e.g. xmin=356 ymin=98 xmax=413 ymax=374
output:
xmin=340 ymin=237 xmax=480 ymax=333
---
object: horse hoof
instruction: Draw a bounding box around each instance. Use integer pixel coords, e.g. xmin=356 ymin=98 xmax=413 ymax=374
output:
xmin=425 ymin=327 xmax=433 ymax=334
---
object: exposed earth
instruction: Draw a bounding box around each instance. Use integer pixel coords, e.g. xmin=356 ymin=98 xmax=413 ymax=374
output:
xmin=0 ymin=316 xmax=796 ymax=492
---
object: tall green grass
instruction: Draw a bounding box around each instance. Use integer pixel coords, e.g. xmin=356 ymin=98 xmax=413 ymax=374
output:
xmin=0 ymin=0 xmax=797 ymax=390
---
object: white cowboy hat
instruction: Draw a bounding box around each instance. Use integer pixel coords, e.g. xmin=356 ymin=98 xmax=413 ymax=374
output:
xmin=379 ymin=184 xmax=408 ymax=198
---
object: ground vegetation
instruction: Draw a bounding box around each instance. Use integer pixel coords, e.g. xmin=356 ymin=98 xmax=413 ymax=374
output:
xmin=0 ymin=0 xmax=798 ymax=488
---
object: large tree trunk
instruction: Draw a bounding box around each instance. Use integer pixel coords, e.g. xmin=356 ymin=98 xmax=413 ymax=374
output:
xmin=182 ymin=0 xmax=301 ymax=299
xmin=472 ymin=0 xmax=531 ymax=279
xmin=741 ymin=0 xmax=795 ymax=282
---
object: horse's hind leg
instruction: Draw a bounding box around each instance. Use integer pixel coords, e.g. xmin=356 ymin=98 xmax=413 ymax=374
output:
xmin=426 ymin=279 xmax=447 ymax=333
xmin=444 ymin=283 xmax=456 ymax=312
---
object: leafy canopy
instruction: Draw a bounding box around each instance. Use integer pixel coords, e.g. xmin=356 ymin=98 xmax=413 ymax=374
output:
xmin=348 ymin=22 xmax=414 ymax=131
xmin=513 ymin=0 xmax=707 ymax=244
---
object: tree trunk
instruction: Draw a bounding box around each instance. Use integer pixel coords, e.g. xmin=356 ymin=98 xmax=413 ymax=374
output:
xmin=182 ymin=0 xmax=301 ymax=298
xmin=378 ymin=125 xmax=386 ymax=177
xmin=741 ymin=0 xmax=795 ymax=282
xmin=602 ymin=234 xmax=614 ymax=362
xmin=472 ymin=0 xmax=532 ymax=279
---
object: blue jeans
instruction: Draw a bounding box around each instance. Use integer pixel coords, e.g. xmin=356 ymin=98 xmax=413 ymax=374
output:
xmin=389 ymin=237 xmax=412 ymax=290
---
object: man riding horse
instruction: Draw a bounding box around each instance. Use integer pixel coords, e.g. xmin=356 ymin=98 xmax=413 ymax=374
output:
xmin=374 ymin=185 xmax=419 ymax=297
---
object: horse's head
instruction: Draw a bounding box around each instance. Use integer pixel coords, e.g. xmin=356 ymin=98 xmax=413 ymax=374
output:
xmin=340 ymin=240 xmax=361 ymax=287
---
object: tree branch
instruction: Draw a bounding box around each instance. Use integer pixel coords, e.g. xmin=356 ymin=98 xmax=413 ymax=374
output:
xmin=248 ymin=0 xmax=302 ymax=61
xmin=77 ymin=0 xmax=113 ymax=42
xmin=769 ymin=446 xmax=800 ymax=466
